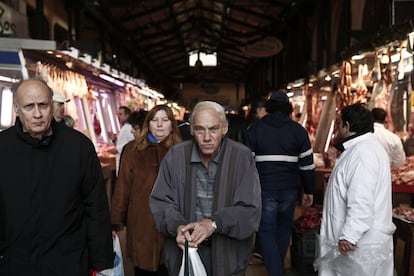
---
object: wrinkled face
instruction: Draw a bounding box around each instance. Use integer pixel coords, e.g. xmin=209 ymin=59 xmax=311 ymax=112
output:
xmin=14 ymin=80 xmax=53 ymax=140
xmin=193 ymin=108 xmax=227 ymax=162
xmin=149 ymin=110 xmax=172 ymax=141
xmin=53 ymin=101 xmax=65 ymax=122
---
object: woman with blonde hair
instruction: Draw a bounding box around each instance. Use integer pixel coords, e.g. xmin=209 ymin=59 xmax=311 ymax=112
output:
xmin=111 ymin=105 xmax=182 ymax=276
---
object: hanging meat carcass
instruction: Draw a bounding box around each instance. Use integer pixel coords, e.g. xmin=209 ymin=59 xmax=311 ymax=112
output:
xmin=354 ymin=64 xmax=368 ymax=104
xmin=368 ymin=52 xmax=383 ymax=110
xmin=336 ymin=61 xmax=352 ymax=109
xmin=375 ymin=49 xmax=395 ymax=131
xmin=390 ymin=45 xmax=408 ymax=134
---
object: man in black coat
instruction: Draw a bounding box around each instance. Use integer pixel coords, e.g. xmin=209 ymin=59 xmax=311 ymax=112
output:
xmin=0 ymin=79 xmax=114 ymax=275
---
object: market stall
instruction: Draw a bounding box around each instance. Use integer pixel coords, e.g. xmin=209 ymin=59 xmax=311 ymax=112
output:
xmin=392 ymin=206 xmax=414 ymax=276
xmin=284 ymin=28 xmax=414 ymax=276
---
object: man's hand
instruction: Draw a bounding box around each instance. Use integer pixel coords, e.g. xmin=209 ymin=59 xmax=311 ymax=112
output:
xmin=338 ymin=239 xmax=356 ymax=255
xmin=176 ymin=219 xmax=216 ymax=250
xmin=176 ymin=225 xmax=195 ymax=250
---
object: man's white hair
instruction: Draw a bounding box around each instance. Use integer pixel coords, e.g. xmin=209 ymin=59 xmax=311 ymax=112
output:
xmin=189 ymin=101 xmax=228 ymax=135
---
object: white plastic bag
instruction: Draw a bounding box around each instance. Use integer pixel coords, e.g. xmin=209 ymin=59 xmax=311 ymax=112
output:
xmin=112 ymin=235 xmax=125 ymax=276
xmin=98 ymin=235 xmax=124 ymax=276
xmin=314 ymin=234 xmax=393 ymax=276
xmin=178 ymin=241 xmax=207 ymax=276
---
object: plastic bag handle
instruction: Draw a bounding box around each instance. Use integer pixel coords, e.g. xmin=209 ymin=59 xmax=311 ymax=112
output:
xmin=184 ymin=239 xmax=189 ymax=276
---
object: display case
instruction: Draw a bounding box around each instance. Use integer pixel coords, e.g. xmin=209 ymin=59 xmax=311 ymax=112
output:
xmin=0 ymin=49 xmax=28 ymax=130
xmin=393 ymin=216 xmax=414 ymax=276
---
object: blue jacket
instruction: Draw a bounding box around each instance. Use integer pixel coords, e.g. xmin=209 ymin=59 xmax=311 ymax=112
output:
xmin=244 ymin=112 xmax=315 ymax=193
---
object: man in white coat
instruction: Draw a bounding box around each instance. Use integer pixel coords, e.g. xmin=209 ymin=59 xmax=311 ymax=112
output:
xmin=315 ymin=103 xmax=395 ymax=276
xmin=371 ymin=107 xmax=405 ymax=167
xmin=114 ymin=106 xmax=135 ymax=174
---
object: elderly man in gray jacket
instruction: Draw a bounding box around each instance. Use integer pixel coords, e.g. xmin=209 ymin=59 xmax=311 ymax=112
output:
xmin=150 ymin=101 xmax=261 ymax=276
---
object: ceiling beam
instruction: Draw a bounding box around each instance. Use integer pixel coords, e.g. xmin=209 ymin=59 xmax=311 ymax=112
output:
xmin=82 ymin=1 xmax=166 ymax=81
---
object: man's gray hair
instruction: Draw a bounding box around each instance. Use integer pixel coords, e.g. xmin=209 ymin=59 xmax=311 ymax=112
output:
xmin=189 ymin=101 xmax=228 ymax=135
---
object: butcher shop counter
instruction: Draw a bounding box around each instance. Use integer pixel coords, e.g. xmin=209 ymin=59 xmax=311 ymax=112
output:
xmin=392 ymin=156 xmax=414 ymax=207
xmin=393 ymin=208 xmax=414 ymax=276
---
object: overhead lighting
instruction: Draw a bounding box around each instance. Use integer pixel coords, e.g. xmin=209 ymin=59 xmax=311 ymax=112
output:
xmin=189 ymin=51 xmax=217 ymax=67
xmin=65 ymin=61 xmax=73 ymax=69
xmin=292 ymin=79 xmax=305 ymax=87
xmin=99 ymin=73 xmax=125 ymax=87
xmin=0 ymin=88 xmax=13 ymax=126
xmin=351 ymin=54 xmax=365 ymax=60
xmin=0 ymin=75 xmax=19 ymax=83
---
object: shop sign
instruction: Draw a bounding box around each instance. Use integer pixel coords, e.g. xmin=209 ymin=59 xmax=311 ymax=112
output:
xmin=0 ymin=2 xmax=29 ymax=38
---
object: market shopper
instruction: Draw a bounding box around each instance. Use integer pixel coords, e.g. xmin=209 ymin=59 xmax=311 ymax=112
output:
xmin=0 ymin=79 xmax=114 ymax=275
xmin=63 ymin=114 xmax=75 ymax=128
xmin=112 ymin=106 xmax=135 ymax=174
xmin=128 ymin=109 xmax=148 ymax=140
xmin=371 ymin=107 xmax=406 ymax=167
xmin=250 ymin=97 xmax=268 ymax=120
xmin=315 ymin=103 xmax=395 ymax=276
xmin=52 ymin=91 xmax=70 ymax=123
xmin=150 ymin=101 xmax=262 ymax=276
xmin=111 ymin=105 xmax=182 ymax=276
xmin=244 ymin=90 xmax=315 ymax=276
xmin=178 ymin=98 xmax=202 ymax=140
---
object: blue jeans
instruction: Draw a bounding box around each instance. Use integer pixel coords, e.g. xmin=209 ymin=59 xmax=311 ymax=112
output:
xmin=258 ymin=190 xmax=298 ymax=276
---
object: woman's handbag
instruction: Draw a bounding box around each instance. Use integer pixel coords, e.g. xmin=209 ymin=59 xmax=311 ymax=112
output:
xmin=178 ymin=240 xmax=207 ymax=276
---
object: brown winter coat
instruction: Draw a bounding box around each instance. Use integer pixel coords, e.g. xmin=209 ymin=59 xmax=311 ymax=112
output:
xmin=111 ymin=135 xmax=175 ymax=271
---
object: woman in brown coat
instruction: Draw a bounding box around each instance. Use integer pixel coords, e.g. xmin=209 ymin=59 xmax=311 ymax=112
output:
xmin=111 ymin=105 xmax=182 ymax=276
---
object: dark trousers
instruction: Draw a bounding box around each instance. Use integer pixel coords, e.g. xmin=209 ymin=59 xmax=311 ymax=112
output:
xmin=257 ymin=190 xmax=298 ymax=276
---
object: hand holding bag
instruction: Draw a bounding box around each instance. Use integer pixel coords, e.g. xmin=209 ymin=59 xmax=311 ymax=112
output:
xmin=97 ymin=235 xmax=124 ymax=276
xmin=112 ymin=235 xmax=124 ymax=276
xmin=178 ymin=240 xmax=207 ymax=276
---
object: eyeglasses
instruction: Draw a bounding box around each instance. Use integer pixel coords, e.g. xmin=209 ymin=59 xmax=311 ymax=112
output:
xmin=193 ymin=125 xmax=221 ymax=135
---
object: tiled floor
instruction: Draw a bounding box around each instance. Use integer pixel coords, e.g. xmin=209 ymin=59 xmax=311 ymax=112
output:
xmin=246 ymin=256 xmax=299 ymax=276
